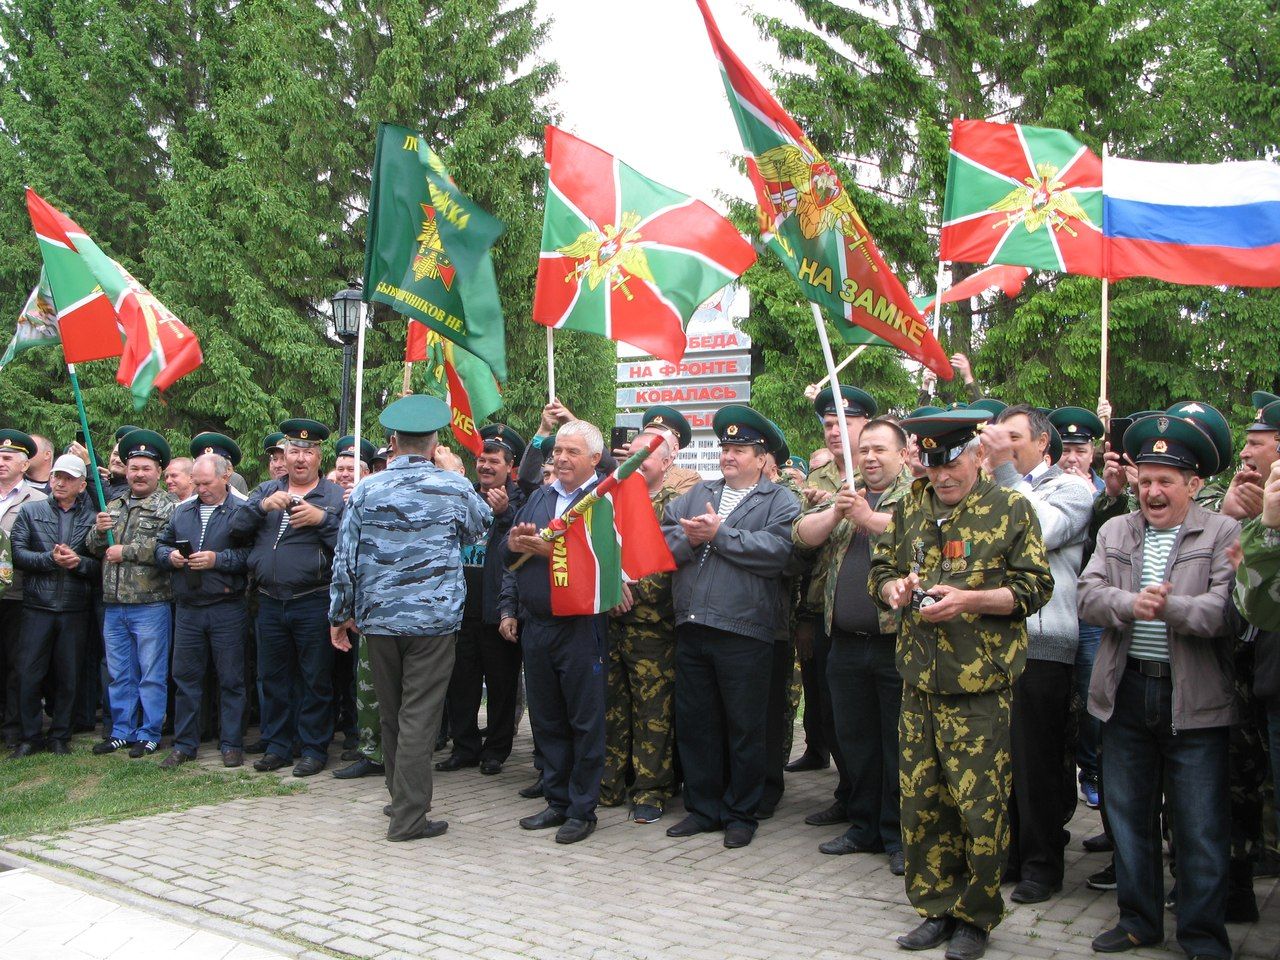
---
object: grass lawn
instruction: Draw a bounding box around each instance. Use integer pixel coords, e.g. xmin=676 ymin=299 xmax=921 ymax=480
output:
xmin=0 ymin=739 xmax=301 ymax=839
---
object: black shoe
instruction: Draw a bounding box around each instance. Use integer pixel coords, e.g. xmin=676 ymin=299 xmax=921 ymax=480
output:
xmin=479 ymin=759 xmax=503 ymax=775
xmin=92 ymin=737 xmax=129 ymax=755
xmin=333 ymin=756 xmax=384 ymax=780
xmin=784 ymin=752 xmax=829 ymax=773
xmin=518 ymin=776 xmax=544 ymax=799
xmin=435 ymin=755 xmax=479 ymax=772
xmin=897 ymin=917 xmax=956 ymax=951
xmin=555 ymin=819 xmax=595 ymax=844
xmin=755 ymin=805 xmax=775 ymax=820
xmin=819 ymin=834 xmax=873 ymax=856
xmin=1083 ymin=832 xmax=1115 ymax=854
xmin=128 ymin=740 xmax=158 ymax=758
xmin=1091 ymin=926 xmax=1157 ymax=953
xmin=383 ymin=804 xmax=393 ymax=817
xmin=253 ymin=753 xmax=290 ymax=772
xmin=889 ymin=850 xmax=906 ymax=876
xmin=666 ymin=814 xmax=718 ymax=838
xmin=49 ymin=741 xmax=72 ymax=756
xmin=434 ymin=734 xmax=448 ymax=752
xmin=159 ymin=749 xmax=195 ymax=769
xmin=1087 ymin=862 xmax=1117 ymax=891
xmin=244 ymin=739 xmax=267 ymax=755
xmin=8 ymin=742 xmax=39 ymax=759
xmin=1011 ymin=879 xmax=1059 ymax=904
xmin=519 ymin=807 xmax=567 ymax=830
xmin=724 ymin=826 xmax=753 ymax=848
xmin=944 ymin=922 xmax=988 ymax=960
xmin=340 ymin=747 xmax=362 ymax=762
xmin=805 ymin=801 xmax=849 ymax=827
xmin=292 ymin=757 xmax=325 ymax=777
xmin=389 ymin=820 xmax=448 ymax=841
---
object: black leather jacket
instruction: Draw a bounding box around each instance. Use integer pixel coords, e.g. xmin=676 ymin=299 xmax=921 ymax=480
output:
xmin=11 ymin=493 xmax=100 ymax=612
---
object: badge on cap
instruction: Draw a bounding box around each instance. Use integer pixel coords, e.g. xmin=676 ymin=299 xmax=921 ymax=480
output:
xmin=652 ymin=416 xmax=665 ymax=425
xmin=1179 ymin=403 xmax=1205 ymax=414
xmin=203 ymin=446 xmax=214 ymax=454
xmin=1157 ymin=417 xmax=1169 ymax=433
xmin=921 ymin=437 xmax=937 ymax=449
xmin=1153 ymin=440 xmax=1168 ymax=453
xmin=300 ymin=429 xmax=309 ymax=439
xmin=140 ymin=444 xmax=148 ymax=453
xmin=727 ymin=424 xmax=739 ymax=437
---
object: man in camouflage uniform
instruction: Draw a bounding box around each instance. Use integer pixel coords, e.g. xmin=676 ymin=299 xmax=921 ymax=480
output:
xmin=86 ymin=430 xmax=178 ymax=758
xmin=869 ymin=410 xmax=1052 ymax=960
xmin=602 ymin=428 xmax=681 ymax=823
xmin=329 ymin=395 xmax=490 ymax=842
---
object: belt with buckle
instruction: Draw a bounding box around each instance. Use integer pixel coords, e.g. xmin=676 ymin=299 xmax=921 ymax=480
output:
xmin=1127 ymin=656 xmax=1171 ymax=679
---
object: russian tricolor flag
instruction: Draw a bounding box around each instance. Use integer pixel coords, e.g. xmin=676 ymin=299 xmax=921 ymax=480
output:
xmin=1103 ymin=157 xmax=1280 ymax=287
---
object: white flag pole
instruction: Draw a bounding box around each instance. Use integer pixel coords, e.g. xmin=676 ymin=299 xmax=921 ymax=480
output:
xmin=352 ymin=301 xmax=367 ymax=485
xmin=814 ymin=344 xmax=869 ymax=390
xmin=546 ymin=325 xmax=556 ymax=405
xmin=810 ymin=303 xmax=856 ymax=484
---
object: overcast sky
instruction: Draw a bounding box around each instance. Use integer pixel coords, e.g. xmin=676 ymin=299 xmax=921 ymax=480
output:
xmin=538 ymin=0 xmax=799 ymax=211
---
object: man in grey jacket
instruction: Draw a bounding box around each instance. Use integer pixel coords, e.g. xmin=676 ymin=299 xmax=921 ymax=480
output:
xmin=1078 ymin=414 xmax=1239 ymax=960
xmin=661 ymin=405 xmax=798 ymax=849
xmin=983 ymin=404 xmax=1094 ymax=904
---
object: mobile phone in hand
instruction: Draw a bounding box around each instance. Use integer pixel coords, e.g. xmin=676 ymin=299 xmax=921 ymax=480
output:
xmin=176 ymin=539 xmax=193 ymax=558
xmin=610 ymin=426 xmax=637 ymax=451
xmin=1108 ymin=417 xmax=1133 ymax=455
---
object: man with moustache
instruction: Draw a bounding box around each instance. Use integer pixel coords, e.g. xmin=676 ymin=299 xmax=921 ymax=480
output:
xmin=1080 ymin=414 xmax=1239 ymax=960
xmin=793 ymin=418 xmax=913 ymax=871
xmin=870 ymin=410 xmax=1052 ymax=960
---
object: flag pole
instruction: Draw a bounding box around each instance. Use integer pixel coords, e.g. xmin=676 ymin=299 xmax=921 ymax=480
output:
xmin=931 ymin=260 xmax=947 ymax=337
xmin=814 ymin=344 xmax=869 ymax=390
xmin=809 ymin=303 xmax=856 ymax=484
xmin=67 ymin=363 xmax=113 ymax=545
xmin=401 ymin=360 xmax=413 ymax=397
xmin=546 ymin=325 xmax=556 ymax=405
xmin=352 ymin=302 xmax=367 ymax=484
xmin=1099 ymin=277 xmax=1110 ymax=406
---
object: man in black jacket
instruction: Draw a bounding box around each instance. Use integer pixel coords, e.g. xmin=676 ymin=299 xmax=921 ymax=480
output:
xmin=438 ymin=424 xmax=527 ymax=775
xmin=230 ymin=419 xmax=345 ymax=777
xmin=9 ymin=454 xmax=99 ymax=756
xmin=156 ymin=454 xmax=251 ymax=768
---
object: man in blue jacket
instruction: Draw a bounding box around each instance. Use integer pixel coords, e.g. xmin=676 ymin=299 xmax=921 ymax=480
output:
xmin=231 ymin=419 xmax=345 ymax=778
xmin=156 ymin=453 xmax=251 ymax=768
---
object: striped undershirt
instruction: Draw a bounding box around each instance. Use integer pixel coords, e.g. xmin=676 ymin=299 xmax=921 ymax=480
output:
xmin=699 ymin=483 xmax=756 ymax=566
xmin=197 ymin=503 xmax=216 ymax=549
xmin=1129 ymin=524 xmax=1180 ymax=663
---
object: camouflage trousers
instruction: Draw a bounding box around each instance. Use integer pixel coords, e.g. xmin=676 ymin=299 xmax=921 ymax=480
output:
xmin=601 ymin=623 xmax=676 ymax=809
xmin=355 ymin=636 xmax=383 ymax=765
xmin=900 ymin=685 xmax=1013 ymax=932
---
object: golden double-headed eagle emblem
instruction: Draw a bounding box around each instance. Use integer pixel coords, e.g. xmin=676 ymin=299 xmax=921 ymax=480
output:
xmin=555 ymin=211 xmax=655 ymax=300
xmin=988 ymin=163 xmax=1094 ymax=236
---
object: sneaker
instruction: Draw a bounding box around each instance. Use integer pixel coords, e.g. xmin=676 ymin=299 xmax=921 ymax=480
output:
xmin=129 ymin=740 xmax=158 ymax=758
xmin=92 ymin=738 xmax=129 ymax=755
xmin=1080 ymin=776 xmax=1100 ymax=809
xmin=1087 ymin=862 xmax=1117 ymax=891
xmin=632 ymin=804 xmax=663 ymax=824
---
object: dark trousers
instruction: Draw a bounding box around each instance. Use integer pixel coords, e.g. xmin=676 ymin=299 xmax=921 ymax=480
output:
xmin=797 ymin=623 xmax=832 ymax=762
xmin=366 ymin=632 xmax=455 ymax=840
xmin=1009 ymin=659 xmax=1074 ymax=886
xmin=1269 ymin=695 xmax=1280 ymax=844
xmin=1103 ymin=667 xmax=1231 ymax=959
xmin=332 ymin=642 xmax=357 ymax=741
xmin=73 ymin=602 xmax=103 ymax=729
xmin=522 ymin=614 xmax=606 ymax=822
xmin=676 ymin=624 xmax=772 ymax=832
xmin=0 ymin=599 xmax=24 ymax=743
xmin=828 ymin=630 xmax=901 ymax=852
xmin=444 ymin=620 xmax=522 ymax=763
xmin=172 ymin=600 xmax=248 ymax=755
xmin=760 ymin=633 xmax=796 ymax=813
xmin=16 ymin=607 xmax=89 ymax=744
xmin=256 ymin=592 xmax=333 ymax=762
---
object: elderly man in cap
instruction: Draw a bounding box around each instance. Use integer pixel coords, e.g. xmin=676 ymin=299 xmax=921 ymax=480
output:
xmin=231 ymin=419 xmax=346 ymax=777
xmin=331 ymin=395 xmax=491 ymax=841
xmin=1080 ymin=414 xmax=1240 ymax=960
xmin=262 ymin=432 xmax=289 ymax=482
xmin=437 ymin=423 xmax=527 ymax=776
xmin=0 ymin=429 xmax=47 ymax=747
xmin=661 ymin=405 xmax=799 ymax=849
xmin=870 ymin=409 xmax=1052 ymax=960
xmin=87 ymin=430 xmax=178 ymax=758
xmin=191 ymin=432 xmax=249 ymax=497
xmin=9 ymin=453 xmax=97 ymax=757
xmin=155 ymin=453 xmax=250 ymax=767
xmin=638 ymin=406 xmax=700 ymax=494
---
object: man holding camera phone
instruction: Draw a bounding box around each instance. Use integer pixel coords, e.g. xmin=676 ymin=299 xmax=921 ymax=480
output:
xmin=869 ymin=409 xmax=1053 ymax=960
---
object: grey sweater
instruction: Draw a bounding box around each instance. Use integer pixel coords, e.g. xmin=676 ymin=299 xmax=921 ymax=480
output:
xmin=991 ymin=462 xmax=1094 ymax=663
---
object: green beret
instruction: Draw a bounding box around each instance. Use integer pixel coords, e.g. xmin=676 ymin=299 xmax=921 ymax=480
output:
xmin=191 ymin=432 xmax=242 ymax=467
xmin=0 ymin=429 xmax=37 ymax=459
xmin=1124 ymin=413 xmax=1219 ymax=479
xmin=379 ymin=394 xmax=450 ymax=436
xmin=813 ymin=384 xmax=877 ymax=419
xmin=279 ymin=418 xmax=330 ymax=446
xmin=118 ymin=429 xmax=172 ymax=469
xmin=642 ymin=405 xmax=692 ymax=450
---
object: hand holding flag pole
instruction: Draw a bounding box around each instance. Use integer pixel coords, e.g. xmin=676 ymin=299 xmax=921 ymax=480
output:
xmin=508 ymin=432 xmax=665 ymax=571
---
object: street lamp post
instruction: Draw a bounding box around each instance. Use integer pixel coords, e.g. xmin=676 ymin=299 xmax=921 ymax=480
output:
xmin=330 ymin=286 xmax=364 ymax=437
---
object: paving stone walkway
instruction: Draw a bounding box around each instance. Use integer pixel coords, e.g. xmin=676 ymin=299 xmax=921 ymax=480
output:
xmin=4 ymin=721 xmax=1277 ymax=960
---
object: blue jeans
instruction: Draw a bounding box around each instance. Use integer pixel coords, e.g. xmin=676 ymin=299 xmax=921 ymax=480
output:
xmin=256 ymin=593 xmax=333 ymax=762
xmin=103 ymin=602 xmax=172 ymax=742
xmin=1102 ymin=667 xmax=1231 ymax=958
xmin=172 ymin=601 xmax=247 ymax=755
xmin=1074 ymin=621 xmax=1103 ymax=778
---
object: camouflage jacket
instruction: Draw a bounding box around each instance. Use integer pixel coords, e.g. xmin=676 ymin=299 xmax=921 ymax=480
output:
xmin=869 ymin=475 xmax=1053 ymax=695
xmin=1235 ymin=518 xmax=1280 ymax=632
xmin=86 ymin=489 xmax=177 ymax=604
xmin=329 ymin=454 xmax=491 ymax=637
xmin=611 ymin=484 xmax=681 ymax=632
xmin=0 ymin=527 xmax=11 ymax=598
xmin=793 ymin=467 xmax=914 ymax=637
xmin=797 ymin=459 xmax=844 ymax=616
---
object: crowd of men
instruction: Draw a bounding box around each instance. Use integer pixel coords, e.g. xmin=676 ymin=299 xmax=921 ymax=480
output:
xmin=0 ymin=351 xmax=1278 ymax=960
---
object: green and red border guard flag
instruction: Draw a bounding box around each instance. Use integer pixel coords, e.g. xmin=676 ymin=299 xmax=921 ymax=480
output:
xmin=405 ymin=322 xmax=502 ymax=456
xmin=940 ymin=119 xmax=1103 ymax=276
xmin=695 ymin=0 xmax=951 ymax=379
xmin=532 ymin=125 xmax=756 ymax=364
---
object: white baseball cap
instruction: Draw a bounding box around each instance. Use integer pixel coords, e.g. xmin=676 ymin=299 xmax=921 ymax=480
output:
xmin=52 ymin=454 xmax=87 ymax=479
